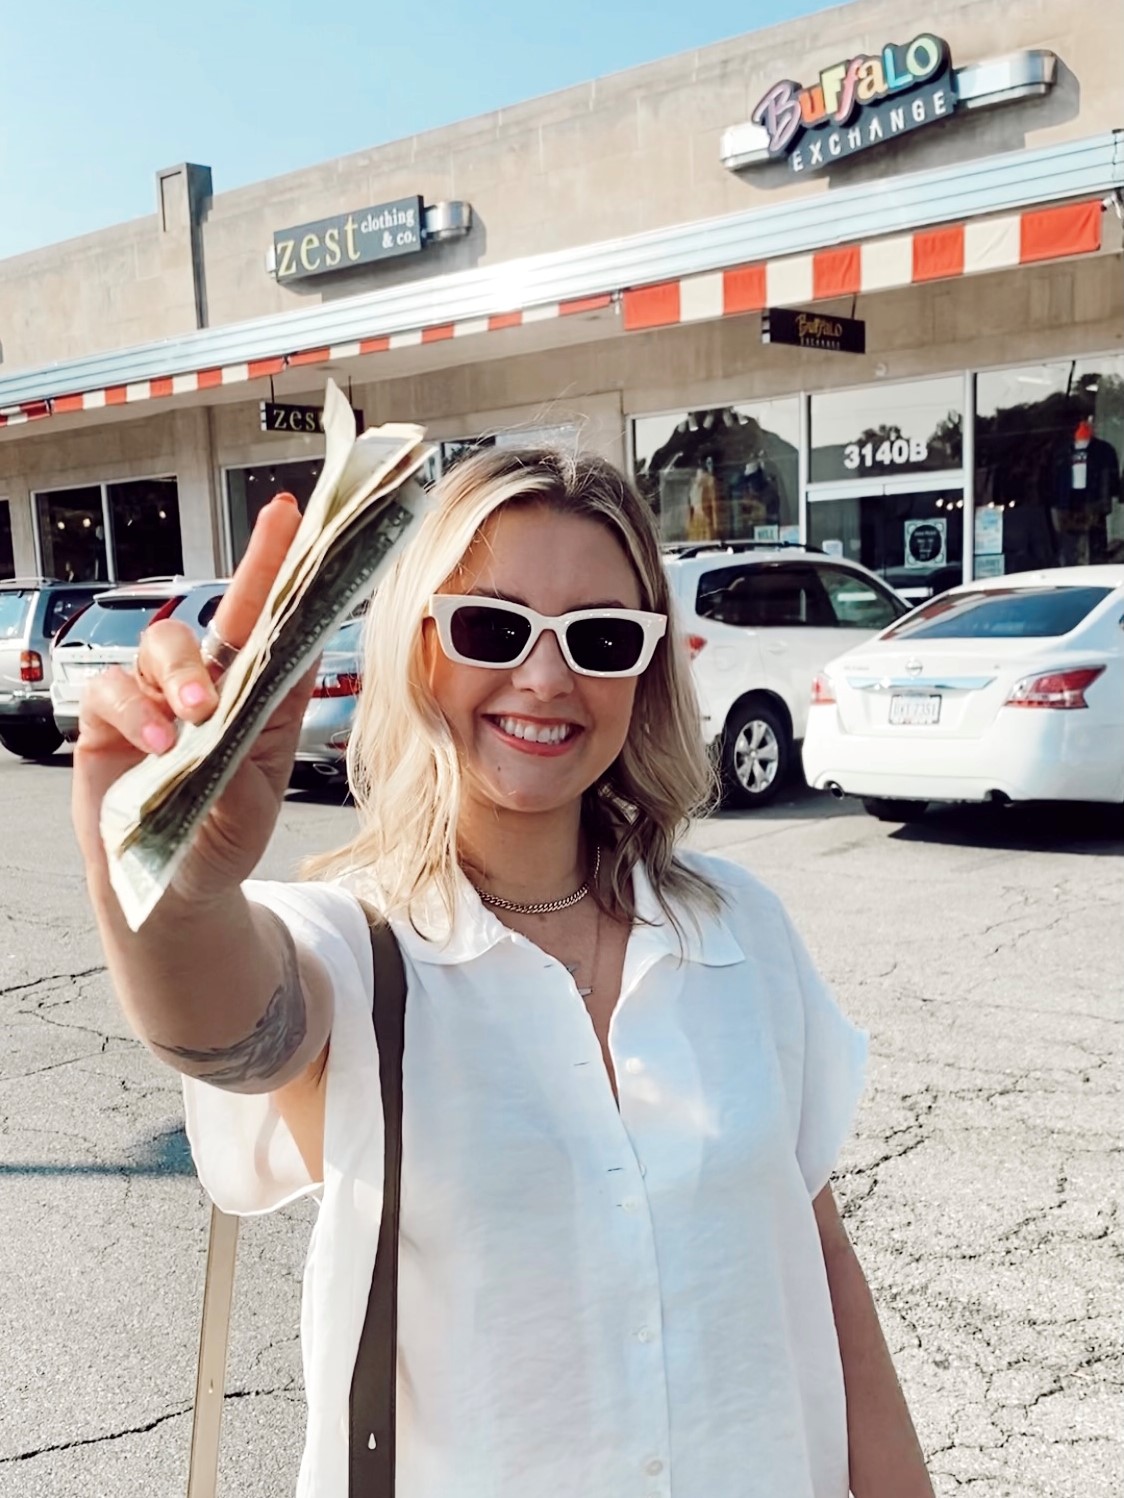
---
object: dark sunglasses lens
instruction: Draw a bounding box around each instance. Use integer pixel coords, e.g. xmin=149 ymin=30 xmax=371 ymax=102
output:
xmin=566 ymin=617 xmax=646 ymax=673
xmin=449 ymin=605 xmax=532 ymax=664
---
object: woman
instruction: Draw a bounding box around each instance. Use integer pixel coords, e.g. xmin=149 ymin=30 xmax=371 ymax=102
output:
xmin=73 ymin=449 xmax=933 ymax=1498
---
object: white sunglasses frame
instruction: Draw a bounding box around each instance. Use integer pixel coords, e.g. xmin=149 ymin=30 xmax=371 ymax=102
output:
xmin=427 ymin=593 xmax=668 ymax=678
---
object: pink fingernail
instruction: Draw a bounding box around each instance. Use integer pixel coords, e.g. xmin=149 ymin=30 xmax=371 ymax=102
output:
xmin=143 ymin=722 xmax=175 ymax=753
xmin=179 ymin=681 xmax=208 ymax=709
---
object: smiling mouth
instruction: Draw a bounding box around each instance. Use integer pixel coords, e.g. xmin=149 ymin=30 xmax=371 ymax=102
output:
xmin=489 ymin=715 xmax=580 ymax=746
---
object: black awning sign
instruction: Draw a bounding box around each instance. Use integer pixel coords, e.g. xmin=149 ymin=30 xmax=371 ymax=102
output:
xmin=762 ymin=307 xmax=866 ymax=355
xmin=259 ymin=401 xmax=364 ymax=435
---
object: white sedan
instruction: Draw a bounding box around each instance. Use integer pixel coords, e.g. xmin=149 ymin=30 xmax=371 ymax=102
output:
xmin=802 ymin=566 xmax=1124 ymax=821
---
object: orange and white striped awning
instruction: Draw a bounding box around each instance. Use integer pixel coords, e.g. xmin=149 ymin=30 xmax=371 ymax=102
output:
xmin=0 ymin=199 xmax=1106 ymax=430
xmin=620 ymin=199 xmax=1103 ymax=332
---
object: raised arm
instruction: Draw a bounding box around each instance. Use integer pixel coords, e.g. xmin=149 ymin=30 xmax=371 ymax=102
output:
xmin=72 ymin=497 xmax=333 ymax=1143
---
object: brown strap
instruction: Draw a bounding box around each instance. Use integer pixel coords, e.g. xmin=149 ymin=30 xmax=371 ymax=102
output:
xmin=349 ymin=916 xmax=407 ymax=1498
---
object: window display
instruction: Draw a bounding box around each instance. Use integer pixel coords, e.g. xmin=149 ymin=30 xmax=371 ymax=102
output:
xmin=227 ymin=458 xmax=322 ymax=565
xmin=35 ymin=479 xmax=183 ymax=584
xmin=35 ymin=486 xmax=110 ymax=582
xmin=975 ymin=358 xmax=1124 ymax=573
xmin=632 ymin=402 xmax=799 ymax=543
xmin=810 ymin=376 xmax=962 ymax=483
xmin=108 ymin=478 xmax=182 ymax=581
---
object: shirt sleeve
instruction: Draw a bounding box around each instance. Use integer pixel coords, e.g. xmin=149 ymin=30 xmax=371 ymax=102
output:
xmin=781 ymin=907 xmax=868 ymax=1198
xmin=181 ymin=879 xmax=373 ymax=1216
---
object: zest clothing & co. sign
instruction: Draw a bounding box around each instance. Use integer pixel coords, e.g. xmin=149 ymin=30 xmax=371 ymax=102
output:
xmin=751 ymin=34 xmax=956 ymax=173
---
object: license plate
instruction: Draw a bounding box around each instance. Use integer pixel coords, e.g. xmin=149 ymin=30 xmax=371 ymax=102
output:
xmin=890 ymin=693 xmax=941 ymax=726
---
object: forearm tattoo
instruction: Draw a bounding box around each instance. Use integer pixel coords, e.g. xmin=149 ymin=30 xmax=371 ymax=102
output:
xmin=152 ymin=912 xmax=309 ymax=1087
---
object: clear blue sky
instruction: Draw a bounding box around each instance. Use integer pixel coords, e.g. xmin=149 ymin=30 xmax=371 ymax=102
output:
xmin=2 ymin=0 xmax=839 ymax=259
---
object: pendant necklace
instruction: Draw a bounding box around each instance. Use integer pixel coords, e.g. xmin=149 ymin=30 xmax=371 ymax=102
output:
xmin=565 ymin=904 xmax=603 ymax=999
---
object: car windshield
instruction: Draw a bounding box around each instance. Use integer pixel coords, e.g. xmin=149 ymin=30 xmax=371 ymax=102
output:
xmin=57 ymin=597 xmax=170 ymax=649
xmin=324 ymin=619 xmax=363 ymax=653
xmin=0 ymin=591 xmax=32 ymax=640
xmin=883 ymin=585 xmax=1113 ymax=641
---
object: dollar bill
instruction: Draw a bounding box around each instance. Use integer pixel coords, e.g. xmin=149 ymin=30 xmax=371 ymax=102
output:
xmin=100 ymin=380 xmax=434 ymax=931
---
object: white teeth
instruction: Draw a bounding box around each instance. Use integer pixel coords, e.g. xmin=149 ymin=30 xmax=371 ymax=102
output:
xmin=496 ymin=716 xmax=574 ymax=744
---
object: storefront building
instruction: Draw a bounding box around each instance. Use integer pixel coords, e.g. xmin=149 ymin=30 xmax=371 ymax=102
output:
xmin=0 ymin=0 xmax=1121 ymax=603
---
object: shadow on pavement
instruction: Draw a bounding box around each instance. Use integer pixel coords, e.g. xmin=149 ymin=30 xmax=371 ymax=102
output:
xmin=709 ymin=776 xmax=1123 ymax=855
xmin=890 ymin=800 xmax=1124 ymax=857
xmin=708 ymin=777 xmax=864 ymax=823
xmin=0 ymin=1122 xmax=195 ymax=1178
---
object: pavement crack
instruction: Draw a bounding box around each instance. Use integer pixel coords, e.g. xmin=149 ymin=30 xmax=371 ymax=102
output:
xmin=0 ymin=1405 xmax=193 ymax=1463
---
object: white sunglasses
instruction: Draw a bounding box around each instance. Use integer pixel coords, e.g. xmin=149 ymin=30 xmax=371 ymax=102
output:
xmin=428 ymin=594 xmax=668 ymax=678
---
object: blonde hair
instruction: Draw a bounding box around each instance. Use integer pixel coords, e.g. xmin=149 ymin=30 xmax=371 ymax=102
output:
xmin=304 ymin=446 xmax=719 ymax=930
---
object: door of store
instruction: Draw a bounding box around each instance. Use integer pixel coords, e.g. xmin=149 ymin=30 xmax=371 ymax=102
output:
xmin=0 ymin=500 xmax=13 ymax=580
xmin=806 ymin=476 xmax=965 ymax=605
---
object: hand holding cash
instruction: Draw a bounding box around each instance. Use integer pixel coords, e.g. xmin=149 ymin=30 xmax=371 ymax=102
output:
xmin=81 ymin=381 xmax=432 ymax=931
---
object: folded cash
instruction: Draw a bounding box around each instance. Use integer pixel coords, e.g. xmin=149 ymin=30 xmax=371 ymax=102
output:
xmin=100 ymin=380 xmax=434 ymax=931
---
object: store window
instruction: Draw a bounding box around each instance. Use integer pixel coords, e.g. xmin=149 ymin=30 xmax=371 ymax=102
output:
xmin=975 ymin=357 xmax=1124 ymax=574
xmin=633 ymin=402 xmax=799 ymax=543
xmin=809 ymin=377 xmax=963 ymax=483
xmin=108 ymin=478 xmax=182 ymax=581
xmin=0 ymin=500 xmax=13 ymax=580
xmin=35 ymin=486 xmax=109 ymax=583
xmin=35 ymin=478 xmax=182 ymax=584
xmin=227 ymin=458 xmax=323 ymax=566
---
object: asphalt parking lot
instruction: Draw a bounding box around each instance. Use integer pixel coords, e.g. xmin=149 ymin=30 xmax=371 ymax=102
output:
xmin=0 ymin=749 xmax=1120 ymax=1498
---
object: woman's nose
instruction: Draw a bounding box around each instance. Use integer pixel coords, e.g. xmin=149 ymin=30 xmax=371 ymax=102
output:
xmin=510 ymin=628 xmax=574 ymax=697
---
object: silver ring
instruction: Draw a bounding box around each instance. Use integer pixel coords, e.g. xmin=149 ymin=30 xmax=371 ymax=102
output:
xmin=200 ymin=624 xmax=240 ymax=680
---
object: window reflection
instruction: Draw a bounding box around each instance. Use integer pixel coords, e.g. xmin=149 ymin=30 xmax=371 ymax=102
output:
xmin=975 ymin=358 xmax=1124 ymax=572
xmin=633 ymin=403 xmax=799 ymax=543
xmin=810 ymin=377 xmax=962 ymax=483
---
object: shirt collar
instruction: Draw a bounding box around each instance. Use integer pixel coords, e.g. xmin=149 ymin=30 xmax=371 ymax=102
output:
xmin=343 ymin=856 xmax=743 ymax=969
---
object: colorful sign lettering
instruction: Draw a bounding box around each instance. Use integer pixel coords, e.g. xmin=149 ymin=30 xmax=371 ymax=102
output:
xmin=752 ymin=34 xmax=956 ymax=172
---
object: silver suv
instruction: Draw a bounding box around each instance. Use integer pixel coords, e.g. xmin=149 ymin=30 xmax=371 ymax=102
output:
xmin=50 ymin=577 xmax=228 ymax=740
xmin=0 ymin=579 xmax=107 ymax=759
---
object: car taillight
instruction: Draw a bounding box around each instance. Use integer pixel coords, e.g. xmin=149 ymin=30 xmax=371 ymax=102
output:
xmin=312 ymin=672 xmax=362 ymax=699
xmin=20 ymin=650 xmax=44 ymax=683
xmin=685 ymin=634 xmax=707 ymax=660
xmin=1005 ymin=666 xmax=1104 ymax=710
xmin=810 ymin=673 xmax=836 ymax=706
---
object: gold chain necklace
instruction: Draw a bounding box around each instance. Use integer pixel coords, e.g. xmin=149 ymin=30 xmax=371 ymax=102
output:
xmin=471 ymin=847 xmax=601 ymax=916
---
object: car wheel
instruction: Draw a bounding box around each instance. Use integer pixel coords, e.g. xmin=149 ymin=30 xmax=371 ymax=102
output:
xmin=0 ymin=724 xmax=63 ymax=760
xmin=721 ymin=701 xmax=790 ymax=809
xmin=862 ymin=797 xmax=930 ymax=823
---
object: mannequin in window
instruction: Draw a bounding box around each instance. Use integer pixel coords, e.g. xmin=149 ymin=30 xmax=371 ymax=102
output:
xmin=1051 ymin=416 xmax=1120 ymax=565
xmin=688 ymin=458 xmax=721 ymax=542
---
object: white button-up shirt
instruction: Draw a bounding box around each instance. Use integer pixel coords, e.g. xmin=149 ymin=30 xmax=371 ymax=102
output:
xmin=183 ymin=851 xmax=866 ymax=1498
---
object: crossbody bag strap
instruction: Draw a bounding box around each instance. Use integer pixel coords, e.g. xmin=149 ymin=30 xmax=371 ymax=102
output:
xmin=349 ymin=914 xmax=407 ymax=1498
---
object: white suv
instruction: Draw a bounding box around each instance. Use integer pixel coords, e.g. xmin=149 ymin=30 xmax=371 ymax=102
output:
xmin=663 ymin=544 xmax=908 ymax=807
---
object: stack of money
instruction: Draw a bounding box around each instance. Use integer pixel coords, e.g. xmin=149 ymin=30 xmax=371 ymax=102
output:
xmin=101 ymin=380 xmax=433 ymax=931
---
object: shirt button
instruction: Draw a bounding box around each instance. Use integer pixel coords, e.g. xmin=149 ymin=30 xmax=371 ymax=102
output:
xmin=625 ymin=1056 xmax=644 ymax=1075
xmin=621 ymin=1197 xmax=641 ymax=1212
xmin=636 ymin=1326 xmax=655 ymax=1343
xmin=646 ymin=1459 xmax=665 ymax=1476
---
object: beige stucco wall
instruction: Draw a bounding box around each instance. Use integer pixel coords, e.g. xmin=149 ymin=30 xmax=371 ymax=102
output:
xmin=0 ymin=0 xmax=1118 ymax=377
